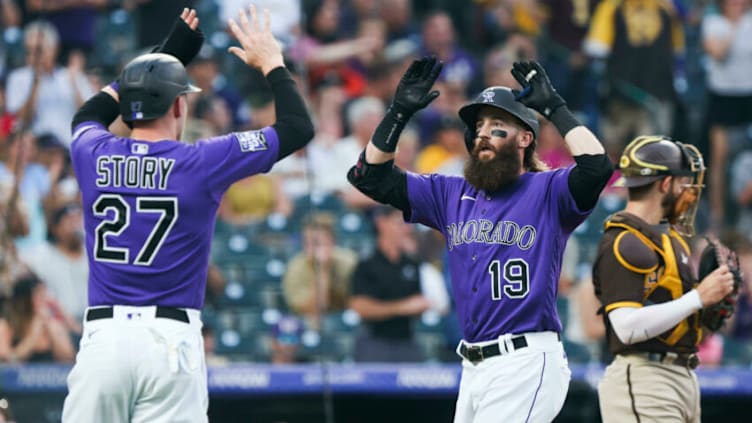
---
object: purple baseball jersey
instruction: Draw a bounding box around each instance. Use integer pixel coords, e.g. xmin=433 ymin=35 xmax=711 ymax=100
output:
xmin=406 ymin=167 xmax=590 ymax=342
xmin=70 ymin=122 xmax=279 ymax=309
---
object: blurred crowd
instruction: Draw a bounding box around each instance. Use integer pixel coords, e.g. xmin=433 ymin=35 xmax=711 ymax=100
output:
xmin=0 ymin=0 xmax=751 ymax=368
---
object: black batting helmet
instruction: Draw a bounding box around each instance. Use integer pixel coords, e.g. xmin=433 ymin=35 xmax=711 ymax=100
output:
xmin=458 ymin=86 xmax=539 ymax=152
xmin=118 ymin=53 xmax=201 ymax=123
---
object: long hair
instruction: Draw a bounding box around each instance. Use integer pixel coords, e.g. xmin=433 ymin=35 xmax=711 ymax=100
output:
xmin=523 ymin=143 xmax=549 ymax=172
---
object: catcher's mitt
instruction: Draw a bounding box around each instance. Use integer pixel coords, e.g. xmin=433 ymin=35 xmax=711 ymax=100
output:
xmin=698 ymin=237 xmax=743 ymax=331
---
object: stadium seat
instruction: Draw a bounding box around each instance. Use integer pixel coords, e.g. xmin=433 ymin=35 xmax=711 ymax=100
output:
xmin=562 ymin=339 xmax=592 ymax=364
xmin=337 ymin=211 xmax=375 ymax=257
xmin=722 ymin=338 xmax=752 ymax=366
xmin=417 ymin=333 xmax=445 ymax=362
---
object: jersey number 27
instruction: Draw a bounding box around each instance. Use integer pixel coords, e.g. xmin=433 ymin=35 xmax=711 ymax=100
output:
xmin=489 ymin=259 xmax=530 ymax=299
xmin=92 ymin=194 xmax=178 ymax=266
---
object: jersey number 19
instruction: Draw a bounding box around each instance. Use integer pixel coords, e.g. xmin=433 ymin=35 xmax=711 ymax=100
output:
xmin=489 ymin=259 xmax=530 ymax=300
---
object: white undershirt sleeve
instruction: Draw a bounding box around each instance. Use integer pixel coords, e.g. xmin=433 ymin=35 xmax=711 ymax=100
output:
xmin=608 ymin=290 xmax=704 ymax=345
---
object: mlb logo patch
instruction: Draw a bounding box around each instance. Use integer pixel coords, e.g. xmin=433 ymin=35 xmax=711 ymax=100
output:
xmin=132 ymin=143 xmax=149 ymax=155
xmin=236 ymin=131 xmax=267 ymax=152
xmin=131 ymin=101 xmax=143 ymax=120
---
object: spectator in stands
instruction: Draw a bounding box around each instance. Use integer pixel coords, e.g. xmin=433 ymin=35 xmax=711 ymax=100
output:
xmin=0 ymin=130 xmax=49 ymax=252
xmin=393 ymin=125 xmax=420 ymax=173
xmin=34 ymin=133 xmax=72 ymax=213
xmin=219 ymin=0 xmax=301 ymax=49
xmin=188 ymin=48 xmax=251 ymax=131
xmin=288 ymin=0 xmax=380 ymax=91
xmin=349 ymin=205 xmax=431 ymax=362
xmin=381 ymin=0 xmax=419 ymax=43
xmin=5 ymin=20 xmax=94 ymax=146
xmin=482 ymin=39 xmax=533 ymax=90
xmin=270 ymin=314 xmax=307 ymax=364
xmin=308 ymin=95 xmax=384 ymax=209
xmin=540 ymin=0 xmax=599 ymax=126
xmin=585 ymin=0 xmax=684 ymax=156
xmin=420 ymin=10 xmax=480 ymax=96
xmin=218 ymin=173 xmax=293 ymax=225
xmin=283 ymin=212 xmax=358 ymax=324
xmin=415 ymin=116 xmax=467 ymax=175
xmin=731 ymin=150 xmax=752 ymax=234
xmin=0 ymin=273 xmax=74 ymax=363
xmin=18 ymin=203 xmax=86 ymax=333
xmin=23 ymin=0 xmax=107 ymax=62
xmin=702 ymin=0 xmax=752 ymax=228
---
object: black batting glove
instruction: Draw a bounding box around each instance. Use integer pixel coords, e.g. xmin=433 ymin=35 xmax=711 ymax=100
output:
xmin=392 ymin=56 xmax=443 ymax=116
xmin=511 ymin=61 xmax=566 ymax=119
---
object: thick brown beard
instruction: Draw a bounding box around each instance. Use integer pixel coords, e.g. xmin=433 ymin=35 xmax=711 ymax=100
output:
xmin=463 ymin=138 xmax=521 ymax=192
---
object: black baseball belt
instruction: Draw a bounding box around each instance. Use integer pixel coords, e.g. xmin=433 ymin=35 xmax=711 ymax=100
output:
xmin=86 ymin=306 xmax=190 ymax=323
xmin=622 ymin=351 xmax=700 ymax=370
xmin=459 ymin=336 xmax=528 ymax=364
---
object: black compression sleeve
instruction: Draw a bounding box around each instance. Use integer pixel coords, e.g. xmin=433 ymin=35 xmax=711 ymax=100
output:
xmin=267 ymin=67 xmax=315 ymax=160
xmin=370 ymin=104 xmax=411 ymax=153
xmin=549 ymin=105 xmax=581 ymax=137
xmin=567 ymin=154 xmax=614 ymax=211
xmin=71 ymin=91 xmax=120 ymax=132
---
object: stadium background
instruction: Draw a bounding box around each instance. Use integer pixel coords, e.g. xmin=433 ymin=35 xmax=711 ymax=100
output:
xmin=0 ymin=0 xmax=751 ymax=421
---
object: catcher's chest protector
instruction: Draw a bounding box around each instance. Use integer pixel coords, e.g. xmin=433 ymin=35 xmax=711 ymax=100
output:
xmin=605 ymin=220 xmax=703 ymax=346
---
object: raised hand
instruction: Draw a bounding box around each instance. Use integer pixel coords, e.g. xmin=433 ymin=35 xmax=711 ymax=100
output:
xmin=392 ymin=56 xmax=443 ymax=115
xmin=155 ymin=7 xmax=204 ymax=66
xmin=510 ymin=61 xmax=566 ymax=118
xmin=180 ymin=7 xmax=199 ymax=31
xmin=227 ymin=5 xmax=284 ymax=75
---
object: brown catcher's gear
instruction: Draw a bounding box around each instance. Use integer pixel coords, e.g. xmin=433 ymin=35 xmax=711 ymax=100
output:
xmin=698 ymin=237 xmax=744 ymax=331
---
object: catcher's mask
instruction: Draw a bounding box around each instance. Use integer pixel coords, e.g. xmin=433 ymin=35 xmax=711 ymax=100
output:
xmin=617 ymin=135 xmax=705 ymax=236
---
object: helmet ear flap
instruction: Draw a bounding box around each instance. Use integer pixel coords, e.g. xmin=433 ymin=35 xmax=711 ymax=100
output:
xmin=464 ymin=127 xmax=475 ymax=153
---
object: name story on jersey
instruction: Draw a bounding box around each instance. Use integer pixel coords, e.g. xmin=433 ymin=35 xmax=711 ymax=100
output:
xmin=95 ymin=154 xmax=175 ymax=190
xmin=445 ymin=219 xmax=537 ymax=251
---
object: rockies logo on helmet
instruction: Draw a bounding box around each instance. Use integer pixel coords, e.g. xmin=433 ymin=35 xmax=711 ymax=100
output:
xmin=481 ymin=90 xmax=496 ymax=103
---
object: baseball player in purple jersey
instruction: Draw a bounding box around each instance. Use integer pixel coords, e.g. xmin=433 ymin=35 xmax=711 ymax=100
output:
xmin=61 ymin=7 xmax=313 ymax=422
xmin=348 ymin=59 xmax=614 ymax=422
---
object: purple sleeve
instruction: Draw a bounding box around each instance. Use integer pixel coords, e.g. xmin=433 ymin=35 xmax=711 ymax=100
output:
xmin=199 ymin=126 xmax=281 ymax=201
xmin=551 ymin=166 xmax=592 ymax=232
xmin=70 ymin=122 xmax=109 ymax=156
xmin=404 ymin=172 xmax=450 ymax=230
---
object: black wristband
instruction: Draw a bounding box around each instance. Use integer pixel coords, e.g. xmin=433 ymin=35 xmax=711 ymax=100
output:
xmin=371 ymin=104 xmax=411 ymax=153
xmin=549 ymin=106 xmax=581 ymax=137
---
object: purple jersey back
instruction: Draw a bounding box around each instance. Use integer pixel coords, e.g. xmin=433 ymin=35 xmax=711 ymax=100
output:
xmin=71 ymin=122 xmax=279 ymax=309
xmin=406 ymin=167 xmax=590 ymax=342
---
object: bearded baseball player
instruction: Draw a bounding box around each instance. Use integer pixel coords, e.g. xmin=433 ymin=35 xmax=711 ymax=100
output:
xmin=62 ymin=7 xmax=313 ymax=422
xmin=348 ymin=58 xmax=613 ymax=422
